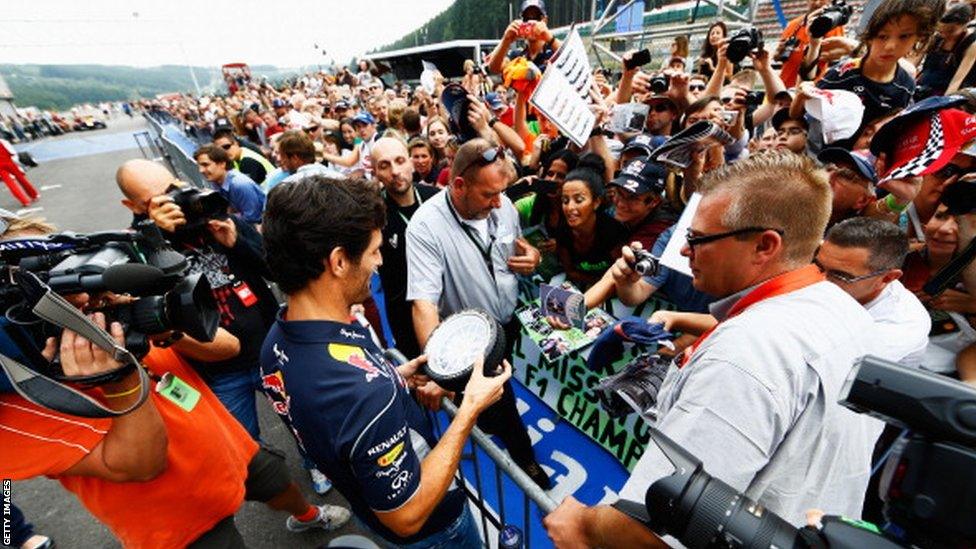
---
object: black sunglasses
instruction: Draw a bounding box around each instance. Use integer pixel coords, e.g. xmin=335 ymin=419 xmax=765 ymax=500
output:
xmin=689 ymin=84 xmax=707 ymax=92
xmin=685 ymin=226 xmax=784 ymax=249
xmin=650 ymin=103 xmax=672 ymax=113
xmin=457 ymin=146 xmax=505 ymax=176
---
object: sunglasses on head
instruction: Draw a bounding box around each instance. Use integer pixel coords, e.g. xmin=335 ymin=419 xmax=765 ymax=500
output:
xmin=457 ymin=146 xmax=505 ymax=176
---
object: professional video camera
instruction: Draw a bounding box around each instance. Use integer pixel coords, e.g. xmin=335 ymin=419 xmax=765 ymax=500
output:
xmin=0 ymin=220 xmax=219 ymax=363
xmin=165 ymin=186 xmax=230 ymax=232
xmin=614 ymin=356 xmax=975 ymax=548
xmin=809 ymin=0 xmax=852 ymax=39
xmin=726 ymin=27 xmax=764 ymax=64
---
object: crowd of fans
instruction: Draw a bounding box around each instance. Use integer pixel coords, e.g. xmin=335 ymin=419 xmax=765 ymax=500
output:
xmin=4 ymin=0 xmax=976 ymax=547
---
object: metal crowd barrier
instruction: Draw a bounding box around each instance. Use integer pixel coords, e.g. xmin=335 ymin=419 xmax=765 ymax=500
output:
xmin=141 ymin=113 xmax=207 ymax=188
xmin=431 ymin=398 xmax=558 ymax=548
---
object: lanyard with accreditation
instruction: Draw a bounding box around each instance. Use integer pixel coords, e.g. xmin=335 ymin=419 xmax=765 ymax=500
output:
xmin=679 ymin=265 xmax=826 ymax=367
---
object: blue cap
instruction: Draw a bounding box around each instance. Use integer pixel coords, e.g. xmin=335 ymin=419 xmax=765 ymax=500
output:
xmin=271 ymin=98 xmax=288 ymax=108
xmin=352 ymin=111 xmax=376 ymax=126
xmin=818 ymin=148 xmax=878 ymax=183
xmin=622 ymin=134 xmax=667 ymax=158
xmin=484 ymin=92 xmax=506 ymax=111
xmin=609 ymin=158 xmax=667 ymax=195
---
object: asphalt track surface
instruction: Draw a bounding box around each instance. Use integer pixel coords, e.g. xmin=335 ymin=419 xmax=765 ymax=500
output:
xmin=5 ymin=117 xmax=379 ymax=549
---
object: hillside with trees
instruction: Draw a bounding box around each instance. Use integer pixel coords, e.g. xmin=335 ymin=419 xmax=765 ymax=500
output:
xmin=0 ymin=64 xmax=300 ymax=111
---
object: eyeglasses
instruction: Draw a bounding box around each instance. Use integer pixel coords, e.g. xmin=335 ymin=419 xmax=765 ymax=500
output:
xmin=689 ymin=84 xmax=706 ymax=92
xmin=685 ymin=226 xmax=784 ymax=249
xmin=776 ymin=127 xmax=806 ymax=137
xmin=812 ymin=258 xmax=888 ymax=284
xmin=456 ymin=146 xmax=505 ymax=176
xmin=649 ymin=103 xmax=672 ymax=113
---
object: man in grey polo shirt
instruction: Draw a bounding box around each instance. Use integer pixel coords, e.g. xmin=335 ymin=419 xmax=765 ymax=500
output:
xmin=406 ymin=138 xmax=550 ymax=489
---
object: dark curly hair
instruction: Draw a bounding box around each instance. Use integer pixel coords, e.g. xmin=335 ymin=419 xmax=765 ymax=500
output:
xmin=860 ymin=0 xmax=944 ymax=52
xmin=263 ymin=176 xmax=386 ymax=294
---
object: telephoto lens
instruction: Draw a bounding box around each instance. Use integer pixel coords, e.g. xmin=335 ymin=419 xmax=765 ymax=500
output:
xmin=644 ymin=428 xmax=801 ymax=548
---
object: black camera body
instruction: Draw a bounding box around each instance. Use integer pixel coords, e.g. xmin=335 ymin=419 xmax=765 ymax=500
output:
xmin=726 ymin=27 xmax=764 ymax=64
xmin=650 ymin=73 xmax=671 ymax=95
xmin=776 ymin=36 xmax=800 ymax=63
xmin=0 ymin=221 xmax=219 ymax=364
xmin=809 ymin=0 xmax=852 ymax=39
xmin=167 ymin=186 xmax=230 ymax=231
xmin=745 ymin=90 xmax=765 ymax=107
xmin=631 ymin=249 xmax=660 ymax=277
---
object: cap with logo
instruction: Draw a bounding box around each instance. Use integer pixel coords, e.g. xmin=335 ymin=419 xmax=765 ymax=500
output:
xmin=609 ymin=158 xmax=667 ymax=195
xmin=271 ymin=98 xmax=288 ymax=109
xmin=622 ymin=134 xmax=667 ymax=159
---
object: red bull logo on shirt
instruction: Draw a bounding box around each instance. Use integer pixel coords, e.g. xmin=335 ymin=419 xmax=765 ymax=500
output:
xmin=328 ymin=343 xmax=387 ymax=382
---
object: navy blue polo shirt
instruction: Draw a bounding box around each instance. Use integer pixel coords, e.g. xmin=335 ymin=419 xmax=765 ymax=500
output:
xmin=259 ymin=310 xmax=466 ymax=544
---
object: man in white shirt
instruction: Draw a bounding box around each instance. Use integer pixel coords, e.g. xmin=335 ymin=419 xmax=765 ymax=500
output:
xmin=816 ymin=217 xmax=930 ymax=367
xmin=544 ymin=152 xmax=883 ymax=548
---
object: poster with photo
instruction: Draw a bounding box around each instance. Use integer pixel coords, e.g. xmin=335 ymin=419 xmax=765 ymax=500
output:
xmin=517 ymin=282 xmax=616 ymax=362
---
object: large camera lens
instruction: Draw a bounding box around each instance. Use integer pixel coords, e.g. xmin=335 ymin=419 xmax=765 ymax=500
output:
xmin=644 ymin=428 xmax=799 ymax=549
xmin=648 ymin=468 xmax=799 ymax=548
xmin=112 ymin=273 xmax=218 ymax=342
xmin=726 ymin=28 xmax=763 ymax=64
xmin=809 ymin=1 xmax=851 ymax=38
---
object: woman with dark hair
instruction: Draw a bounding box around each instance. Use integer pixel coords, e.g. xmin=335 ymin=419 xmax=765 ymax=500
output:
xmin=696 ymin=22 xmax=730 ymax=80
xmin=554 ymin=167 xmax=628 ymax=289
xmin=515 ymin=149 xmax=579 ymax=280
xmin=338 ymin=117 xmax=357 ymax=151
xmin=408 ymin=138 xmax=442 ymax=184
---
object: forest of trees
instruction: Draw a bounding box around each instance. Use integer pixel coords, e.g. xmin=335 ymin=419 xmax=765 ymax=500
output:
xmin=376 ymin=0 xmax=603 ymax=52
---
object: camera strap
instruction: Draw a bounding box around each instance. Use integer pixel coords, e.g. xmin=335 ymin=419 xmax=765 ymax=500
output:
xmin=0 ymin=272 xmax=150 ymax=418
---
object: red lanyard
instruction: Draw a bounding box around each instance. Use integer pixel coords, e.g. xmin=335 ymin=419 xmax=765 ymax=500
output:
xmin=679 ymin=265 xmax=826 ymax=367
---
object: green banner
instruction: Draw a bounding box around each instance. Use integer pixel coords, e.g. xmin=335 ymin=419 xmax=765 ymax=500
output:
xmin=511 ymin=294 xmax=676 ymax=471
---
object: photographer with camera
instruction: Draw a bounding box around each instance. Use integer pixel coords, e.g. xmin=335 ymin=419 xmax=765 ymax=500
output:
xmin=117 ymin=159 xmax=277 ymax=441
xmin=545 ymin=152 xmax=884 ymax=547
xmin=0 ymin=216 xmax=348 ymax=546
xmin=776 ymin=0 xmax=848 ymax=87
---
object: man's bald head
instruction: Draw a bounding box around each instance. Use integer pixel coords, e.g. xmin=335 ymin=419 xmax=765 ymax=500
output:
xmin=370 ymin=137 xmax=414 ymax=196
xmin=116 ymin=159 xmax=180 ymax=215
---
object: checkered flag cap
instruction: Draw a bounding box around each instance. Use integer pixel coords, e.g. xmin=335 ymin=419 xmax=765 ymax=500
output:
xmin=880 ymin=109 xmax=976 ymax=182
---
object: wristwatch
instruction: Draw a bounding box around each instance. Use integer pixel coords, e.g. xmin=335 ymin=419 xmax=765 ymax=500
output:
xmin=488 ymin=117 xmax=500 ymax=128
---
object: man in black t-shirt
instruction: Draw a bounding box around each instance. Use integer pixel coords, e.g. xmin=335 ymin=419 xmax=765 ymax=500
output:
xmin=117 ymin=159 xmax=278 ymax=440
xmin=372 ymin=138 xmax=439 ymax=358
